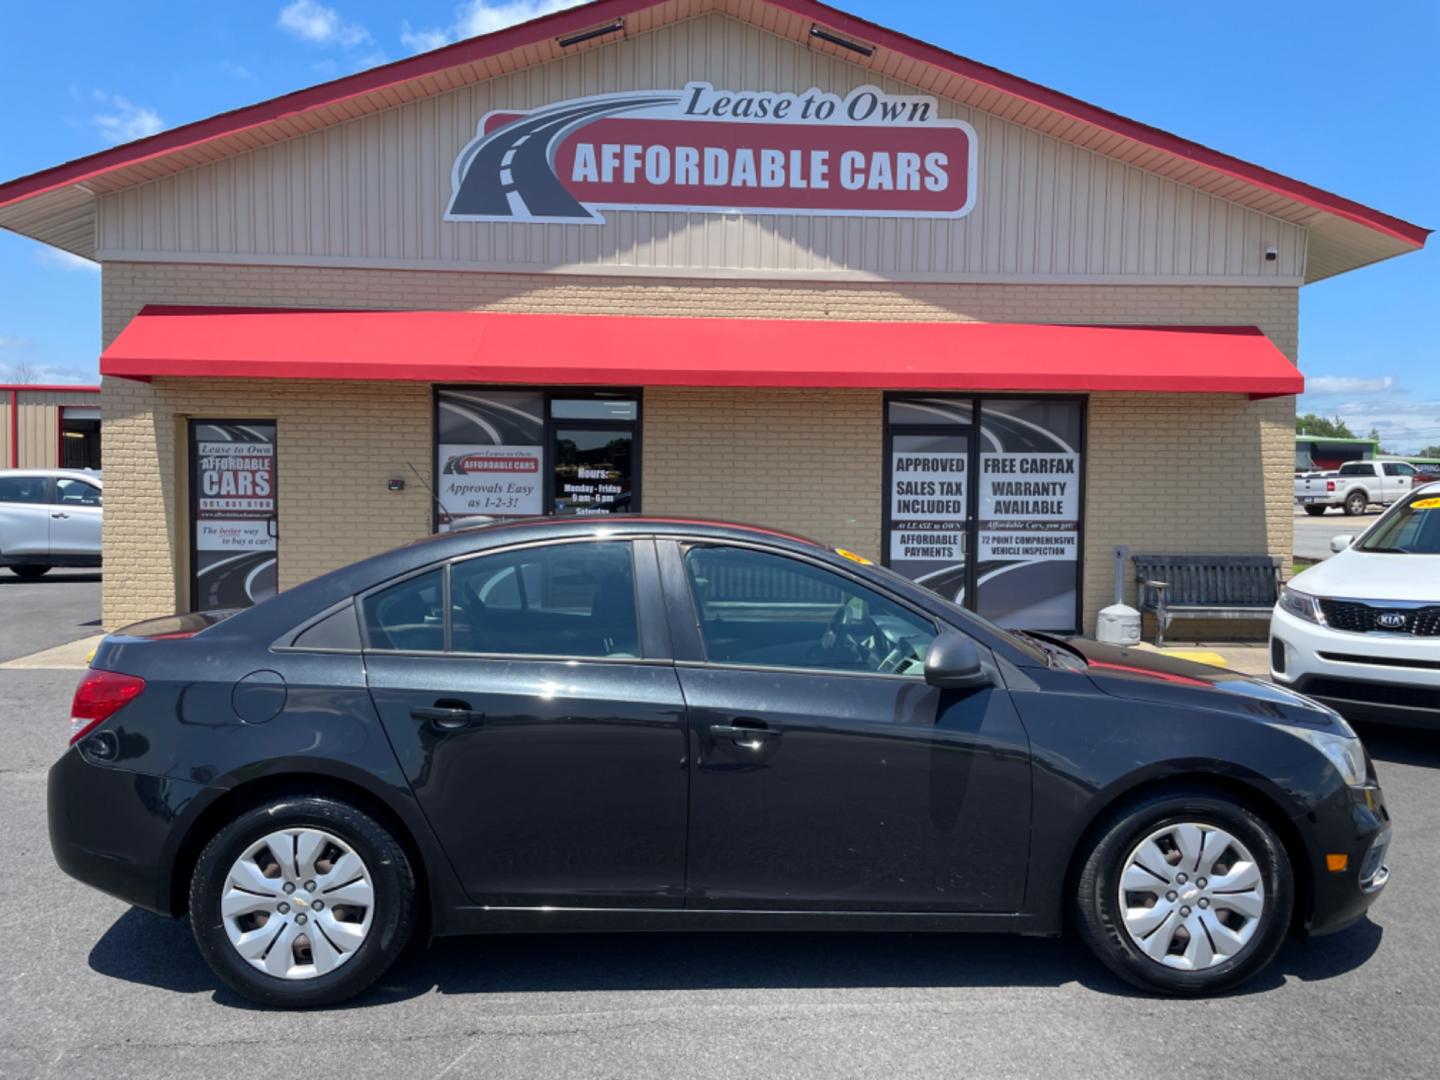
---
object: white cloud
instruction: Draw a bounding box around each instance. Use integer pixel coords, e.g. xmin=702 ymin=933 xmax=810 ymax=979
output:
xmin=400 ymin=1 xmax=583 ymax=54
xmin=278 ymin=1 xmax=370 ymax=47
xmin=91 ymin=92 xmax=165 ymax=145
xmin=400 ymin=21 xmax=451 ymax=53
xmin=1305 ymin=375 xmax=1395 ymax=395
xmin=1300 ymin=377 xmax=1440 ymax=453
xmin=34 ymin=248 xmax=99 ymax=273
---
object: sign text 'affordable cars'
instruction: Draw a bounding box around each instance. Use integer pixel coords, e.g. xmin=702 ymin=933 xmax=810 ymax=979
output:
xmin=448 ymin=84 xmax=978 ymax=223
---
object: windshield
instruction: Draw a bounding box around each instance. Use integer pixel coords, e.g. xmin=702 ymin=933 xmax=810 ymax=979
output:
xmin=1357 ymin=491 xmax=1440 ymax=554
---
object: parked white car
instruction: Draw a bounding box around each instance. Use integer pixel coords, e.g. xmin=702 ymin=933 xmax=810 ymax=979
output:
xmin=1294 ymin=459 xmax=1438 ymax=517
xmin=1272 ymin=481 xmax=1440 ymax=726
xmin=0 ymin=469 xmax=103 ymax=578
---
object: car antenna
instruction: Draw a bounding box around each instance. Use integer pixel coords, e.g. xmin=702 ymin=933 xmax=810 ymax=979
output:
xmin=406 ymin=462 xmax=448 ymax=531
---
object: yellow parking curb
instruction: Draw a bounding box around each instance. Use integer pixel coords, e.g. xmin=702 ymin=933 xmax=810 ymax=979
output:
xmin=1130 ymin=644 xmax=1230 ymax=668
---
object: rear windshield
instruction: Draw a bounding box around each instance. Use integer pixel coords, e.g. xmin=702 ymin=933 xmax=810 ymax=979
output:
xmin=1357 ymin=492 xmax=1440 ymax=555
xmin=1338 ymin=463 xmax=1373 ymax=476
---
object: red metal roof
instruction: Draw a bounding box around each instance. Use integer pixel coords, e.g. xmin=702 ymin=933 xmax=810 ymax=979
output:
xmin=0 ymin=0 xmax=1426 ymax=256
xmin=100 ymin=306 xmax=1304 ymax=399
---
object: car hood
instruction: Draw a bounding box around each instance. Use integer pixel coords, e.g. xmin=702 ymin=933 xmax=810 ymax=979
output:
xmin=1289 ymin=549 xmax=1440 ymax=603
xmin=1053 ymin=636 xmax=1343 ymax=729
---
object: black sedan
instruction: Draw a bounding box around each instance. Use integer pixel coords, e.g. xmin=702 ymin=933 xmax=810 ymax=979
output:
xmin=49 ymin=517 xmax=1390 ymax=1006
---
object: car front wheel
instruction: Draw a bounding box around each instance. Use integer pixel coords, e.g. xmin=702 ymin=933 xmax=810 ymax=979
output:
xmin=189 ymin=795 xmax=416 ymax=1007
xmin=1074 ymin=789 xmax=1292 ymax=995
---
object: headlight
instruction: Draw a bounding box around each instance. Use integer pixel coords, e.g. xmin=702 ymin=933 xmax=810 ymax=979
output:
xmin=1279 ymin=586 xmax=1325 ymax=624
xmin=1276 ymin=724 xmax=1368 ymax=786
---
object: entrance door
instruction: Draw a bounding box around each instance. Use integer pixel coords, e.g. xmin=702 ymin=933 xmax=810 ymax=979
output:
xmin=664 ymin=540 xmax=1032 ymax=912
xmin=189 ymin=420 xmax=278 ymax=610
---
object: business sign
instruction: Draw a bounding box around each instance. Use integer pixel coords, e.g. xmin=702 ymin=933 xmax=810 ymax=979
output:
xmin=447 ymin=83 xmax=977 ymax=224
xmin=190 ymin=422 xmax=278 ymax=609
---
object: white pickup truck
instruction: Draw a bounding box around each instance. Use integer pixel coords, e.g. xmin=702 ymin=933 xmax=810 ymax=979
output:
xmin=1295 ymin=459 xmax=1439 ymax=516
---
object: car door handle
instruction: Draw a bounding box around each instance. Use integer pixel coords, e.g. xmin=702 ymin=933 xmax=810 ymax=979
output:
xmin=411 ymin=701 xmax=484 ymax=730
xmin=709 ymin=720 xmax=780 ymax=750
xmin=50 ymin=512 xmax=69 ymax=519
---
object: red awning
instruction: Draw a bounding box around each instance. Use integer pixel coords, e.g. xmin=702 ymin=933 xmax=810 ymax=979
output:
xmin=100 ymin=306 xmax=1303 ymax=398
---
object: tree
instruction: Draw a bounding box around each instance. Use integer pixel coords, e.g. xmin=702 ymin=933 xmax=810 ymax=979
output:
xmin=1420 ymin=445 xmax=1440 ymax=459
xmin=1295 ymin=413 xmax=1355 ymax=439
xmin=1367 ymin=427 xmax=1389 ymax=455
xmin=6 ymin=360 xmax=38 ymax=385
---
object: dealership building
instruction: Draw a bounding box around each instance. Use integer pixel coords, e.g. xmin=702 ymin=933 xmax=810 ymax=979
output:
xmin=0 ymin=0 xmax=1426 ymax=632
xmin=1 ymin=384 xmax=101 ymax=471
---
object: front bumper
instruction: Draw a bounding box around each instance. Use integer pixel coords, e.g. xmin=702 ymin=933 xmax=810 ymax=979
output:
xmin=1302 ymin=779 xmax=1392 ymax=936
xmin=47 ymin=746 xmax=212 ymax=917
xmin=1270 ymin=605 xmax=1440 ymax=728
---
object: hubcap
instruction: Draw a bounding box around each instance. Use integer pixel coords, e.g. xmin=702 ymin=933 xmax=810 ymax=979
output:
xmin=221 ymin=828 xmax=375 ymax=980
xmin=1118 ymin=822 xmax=1265 ymax=971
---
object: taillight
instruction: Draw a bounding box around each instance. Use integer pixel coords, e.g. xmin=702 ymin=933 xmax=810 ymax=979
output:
xmin=69 ymin=669 xmax=146 ymax=744
xmin=1327 ymin=480 xmax=1336 ymax=492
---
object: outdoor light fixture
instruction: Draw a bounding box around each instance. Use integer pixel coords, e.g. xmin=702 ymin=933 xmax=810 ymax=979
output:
xmin=809 ymin=25 xmax=875 ymax=57
xmin=557 ymin=19 xmax=624 ymax=48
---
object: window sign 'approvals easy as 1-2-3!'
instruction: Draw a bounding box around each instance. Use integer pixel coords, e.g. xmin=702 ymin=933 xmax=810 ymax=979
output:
xmin=447 ymin=83 xmax=978 ymax=224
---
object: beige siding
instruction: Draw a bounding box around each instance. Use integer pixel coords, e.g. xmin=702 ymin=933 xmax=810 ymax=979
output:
xmin=95 ymin=13 xmax=1305 ymax=284
xmin=6 ymin=391 xmax=99 ymax=468
xmin=0 ymin=395 xmax=10 ymax=469
xmin=100 ymin=261 xmax=1296 ymax=631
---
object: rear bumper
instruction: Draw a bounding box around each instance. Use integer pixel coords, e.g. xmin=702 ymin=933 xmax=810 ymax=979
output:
xmin=47 ymin=747 xmax=210 ymax=917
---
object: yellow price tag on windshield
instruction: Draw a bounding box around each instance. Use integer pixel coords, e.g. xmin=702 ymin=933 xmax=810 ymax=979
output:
xmin=1412 ymin=497 xmax=1440 ymax=510
xmin=835 ymin=548 xmax=874 ymax=565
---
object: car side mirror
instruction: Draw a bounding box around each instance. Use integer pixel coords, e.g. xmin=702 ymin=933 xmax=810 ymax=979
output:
xmin=924 ymin=630 xmax=993 ymax=690
xmin=1330 ymin=534 xmax=1352 ymax=553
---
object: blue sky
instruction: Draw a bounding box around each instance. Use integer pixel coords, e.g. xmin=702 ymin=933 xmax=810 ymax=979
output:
xmin=1 ymin=1 xmax=1435 ymax=448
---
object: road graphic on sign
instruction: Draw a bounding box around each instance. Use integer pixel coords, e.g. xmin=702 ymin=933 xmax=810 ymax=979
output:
xmin=448 ymin=95 xmax=682 ymax=222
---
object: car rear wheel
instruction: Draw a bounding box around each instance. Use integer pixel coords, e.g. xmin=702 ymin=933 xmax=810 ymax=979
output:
xmin=1074 ymin=789 xmax=1292 ymax=995
xmin=10 ymin=564 xmax=51 ymax=578
xmin=1302 ymin=505 xmax=1326 ymax=516
xmin=189 ymin=795 xmax=416 ymax=1007
xmin=1344 ymin=492 xmax=1369 ymax=516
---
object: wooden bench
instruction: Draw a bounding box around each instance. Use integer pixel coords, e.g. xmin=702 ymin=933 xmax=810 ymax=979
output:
xmin=1132 ymin=554 xmax=1283 ymax=647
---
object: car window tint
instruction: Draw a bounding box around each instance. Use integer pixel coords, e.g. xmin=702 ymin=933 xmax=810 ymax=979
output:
xmin=0 ymin=476 xmax=47 ymax=504
xmin=53 ymin=478 xmax=102 ymax=506
xmin=1338 ymin=463 xmax=1369 ymax=476
xmin=450 ymin=541 xmax=639 ymax=659
xmin=361 ymin=570 xmax=444 ymax=652
xmin=683 ymin=545 xmax=935 ymax=676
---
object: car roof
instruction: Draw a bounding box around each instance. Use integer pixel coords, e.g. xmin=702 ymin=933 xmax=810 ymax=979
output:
xmin=0 ymin=468 xmax=101 ymax=482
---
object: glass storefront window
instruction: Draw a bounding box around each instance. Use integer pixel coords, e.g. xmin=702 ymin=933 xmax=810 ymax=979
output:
xmin=884 ymin=395 xmax=1084 ymax=634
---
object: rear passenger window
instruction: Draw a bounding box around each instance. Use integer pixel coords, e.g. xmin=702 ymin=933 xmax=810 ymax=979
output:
xmin=450 ymin=541 xmax=638 ymax=658
xmin=0 ymin=476 xmax=46 ymax=503
xmin=361 ymin=570 xmax=444 ymax=652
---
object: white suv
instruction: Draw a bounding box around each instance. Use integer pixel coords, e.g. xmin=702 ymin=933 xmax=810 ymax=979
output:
xmin=1272 ymin=481 xmax=1440 ymax=727
xmin=0 ymin=469 xmax=103 ymax=578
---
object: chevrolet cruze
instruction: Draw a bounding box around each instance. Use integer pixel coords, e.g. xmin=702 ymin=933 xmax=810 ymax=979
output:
xmin=49 ymin=517 xmax=1390 ymax=1006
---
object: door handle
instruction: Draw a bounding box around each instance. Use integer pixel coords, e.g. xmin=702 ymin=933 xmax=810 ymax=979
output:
xmin=709 ymin=719 xmax=779 ymax=750
xmin=50 ymin=512 xmax=69 ymax=519
xmin=411 ymin=700 xmax=484 ymax=730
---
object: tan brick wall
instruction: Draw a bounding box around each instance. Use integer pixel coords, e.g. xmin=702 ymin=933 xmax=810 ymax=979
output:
xmin=100 ymin=261 xmax=1297 ymax=634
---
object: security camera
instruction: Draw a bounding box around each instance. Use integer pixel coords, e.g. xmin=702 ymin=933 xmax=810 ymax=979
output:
xmin=1264 ymin=245 xmax=1278 ymax=261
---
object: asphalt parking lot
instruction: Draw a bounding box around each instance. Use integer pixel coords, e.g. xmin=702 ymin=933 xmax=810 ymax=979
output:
xmin=1293 ymin=504 xmax=1376 ymax=563
xmin=2 ymin=575 xmax=1438 ymax=1079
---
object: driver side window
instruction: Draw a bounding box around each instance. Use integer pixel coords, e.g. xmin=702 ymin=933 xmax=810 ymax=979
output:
xmin=683 ymin=545 xmax=936 ymax=676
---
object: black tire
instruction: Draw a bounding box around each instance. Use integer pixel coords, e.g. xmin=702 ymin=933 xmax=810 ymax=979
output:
xmin=10 ymin=564 xmax=51 ymax=578
xmin=1302 ymin=505 xmax=1326 ymax=517
xmin=189 ymin=795 xmax=416 ymax=1008
xmin=1344 ymin=491 xmax=1369 ymax=516
xmin=1074 ymin=788 xmax=1293 ymax=996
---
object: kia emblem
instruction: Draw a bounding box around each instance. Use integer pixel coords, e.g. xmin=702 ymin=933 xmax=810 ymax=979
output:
xmin=1376 ymin=612 xmax=1408 ymax=630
